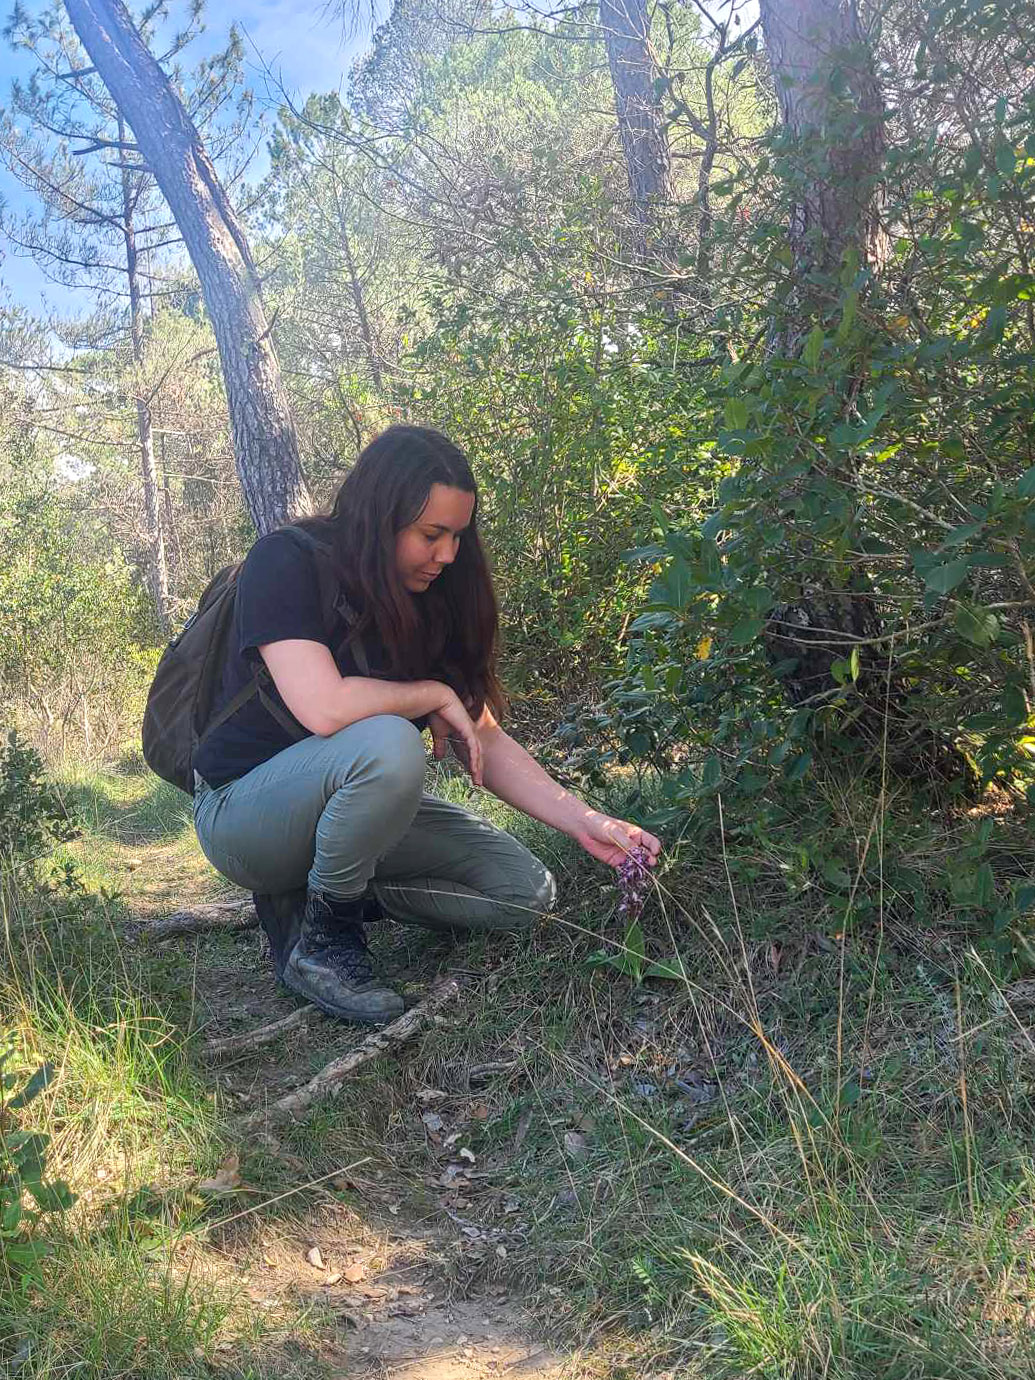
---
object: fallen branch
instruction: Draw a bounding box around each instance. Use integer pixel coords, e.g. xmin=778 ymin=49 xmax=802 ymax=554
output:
xmin=248 ymin=976 xmax=461 ymax=1126
xmin=467 ymin=1059 xmax=518 ymax=1087
xmin=203 ymin=1004 xmax=317 ymax=1059
xmin=147 ymin=899 xmax=257 ymax=939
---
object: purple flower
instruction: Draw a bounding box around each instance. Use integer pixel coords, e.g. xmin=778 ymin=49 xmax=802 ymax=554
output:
xmin=616 ymin=844 xmax=652 ymax=921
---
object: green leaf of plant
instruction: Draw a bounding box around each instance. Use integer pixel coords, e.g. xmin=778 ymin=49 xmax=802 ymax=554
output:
xmin=642 ymin=958 xmax=688 ymax=981
xmin=729 ymin=615 xmax=764 ymax=644
xmin=784 ymin=751 xmax=813 ymax=783
xmin=622 ymin=544 xmax=665 ymax=564
xmin=7 ymin=1063 xmax=54 ymax=1112
xmin=840 ymin=1080 xmax=861 ymax=1107
xmin=1002 ymin=684 xmax=1028 ymax=727
xmin=769 ymin=738 xmax=792 ymax=766
xmin=745 ymin=585 xmax=774 ymax=614
xmin=724 ymin=397 xmax=750 ymax=430
xmin=954 ymin=605 xmax=998 ymax=647
xmin=942 ymin=522 xmax=983 ymax=547
xmin=836 ymin=290 xmax=858 ymax=341
xmin=802 ymin=325 xmax=825 ymax=368
xmin=820 ymin=858 xmax=852 ymax=889
xmin=995 ymin=142 xmax=1015 ymax=178
xmin=924 ymin=557 xmax=970 ymax=594
xmin=28 ymin=1180 xmax=75 ymax=1213
xmin=587 ymin=949 xmax=639 ymax=978
xmin=1017 ymin=465 xmax=1035 ymax=498
xmin=625 ymin=921 xmax=646 ymax=963
xmin=701 ymin=755 xmax=721 ymax=790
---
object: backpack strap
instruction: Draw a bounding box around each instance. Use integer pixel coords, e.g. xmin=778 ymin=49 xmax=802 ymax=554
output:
xmin=202 ymin=525 xmax=369 ymax=747
xmin=281 ymin=524 xmax=372 ymax=675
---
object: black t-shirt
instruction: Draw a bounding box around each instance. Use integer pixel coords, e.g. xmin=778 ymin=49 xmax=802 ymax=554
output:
xmin=193 ymin=530 xmax=427 ymax=789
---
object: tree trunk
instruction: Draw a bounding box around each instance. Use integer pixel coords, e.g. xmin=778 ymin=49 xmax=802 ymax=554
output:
xmin=120 ymin=115 xmax=170 ymax=633
xmin=160 ymin=431 xmax=178 ymax=592
xmin=333 ymin=183 xmax=383 ymax=392
xmin=63 ymin=0 xmax=313 ymax=535
xmin=754 ymin=1 xmax=968 ymax=784
xmin=759 ymin=0 xmax=887 ymax=345
xmin=759 ymin=1 xmax=881 ymax=686
xmin=599 ymin=0 xmax=674 ymax=261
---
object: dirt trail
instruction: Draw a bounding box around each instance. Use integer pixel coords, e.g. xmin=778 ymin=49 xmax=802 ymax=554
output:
xmin=116 ymin=835 xmax=580 ymax=1380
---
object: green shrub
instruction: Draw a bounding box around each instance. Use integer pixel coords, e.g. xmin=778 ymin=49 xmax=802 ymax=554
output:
xmin=0 ymin=730 xmax=80 ymax=867
xmin=0 ymin=1036 xmax=75 ymax=1287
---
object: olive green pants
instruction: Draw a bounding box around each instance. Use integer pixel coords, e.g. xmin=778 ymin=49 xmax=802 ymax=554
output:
xmin=193 ymin=714 xmax=556 ymax=932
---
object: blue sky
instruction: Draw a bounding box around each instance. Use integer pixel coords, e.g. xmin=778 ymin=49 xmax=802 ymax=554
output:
xmin=0 ymin=0 xmax=372 ymax=312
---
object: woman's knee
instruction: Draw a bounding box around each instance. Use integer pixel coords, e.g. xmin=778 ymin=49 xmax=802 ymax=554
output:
xmin=495 ymin=860 xmax=557 ymax=931
xmin=328 ymin=714 xmax=426 ymax=799
xmin=527 ymin=862 xmax=558 ymax=920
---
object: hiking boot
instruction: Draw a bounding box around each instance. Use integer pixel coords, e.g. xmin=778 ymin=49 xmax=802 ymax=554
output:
xmin=252 ymin=888 xmax=307 ymax=979
xmin=282 ymin=891 xmax=404 ymax=1024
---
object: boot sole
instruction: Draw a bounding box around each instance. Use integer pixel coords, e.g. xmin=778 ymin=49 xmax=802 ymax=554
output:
xmin=280 ymin=965 xmax=404 ymax=1025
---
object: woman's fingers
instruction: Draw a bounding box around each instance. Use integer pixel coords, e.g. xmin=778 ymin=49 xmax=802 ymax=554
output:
xmin=635 ymin=827 xmax=662 ymax=860
xmin=426 ymin=712 xmax=450 ymax=761
xmin=604 ymin=818 xmax=663 ymax=863
xmin=439 ymin=698 xmax=483 ymax=786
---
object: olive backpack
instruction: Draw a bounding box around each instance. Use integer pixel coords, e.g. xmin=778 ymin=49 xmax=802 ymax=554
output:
xmin=141 ymin=525 xmax=356 ymax=794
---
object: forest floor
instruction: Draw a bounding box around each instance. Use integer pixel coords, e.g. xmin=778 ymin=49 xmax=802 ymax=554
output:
xmin=3 ymin=749 xmax=1035 ymax=1378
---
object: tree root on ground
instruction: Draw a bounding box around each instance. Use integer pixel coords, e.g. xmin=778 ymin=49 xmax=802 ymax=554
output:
xmin=147 ymin=899 xmax=257 ymax=939
xmin=245 ymin=976 xmax=462 ymax=1126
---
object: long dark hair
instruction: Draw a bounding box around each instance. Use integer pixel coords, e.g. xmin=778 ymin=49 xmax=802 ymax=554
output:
xmin=299 ymin=425 xmax=505 ymax=720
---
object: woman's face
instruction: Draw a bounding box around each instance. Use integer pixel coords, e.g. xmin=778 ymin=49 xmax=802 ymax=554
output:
xmin=395 ymin=482 xmax=476 ymax=593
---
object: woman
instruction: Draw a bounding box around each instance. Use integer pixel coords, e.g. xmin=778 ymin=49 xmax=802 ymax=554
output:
xmin=192 ymin=425 xmax=661 ymax=1023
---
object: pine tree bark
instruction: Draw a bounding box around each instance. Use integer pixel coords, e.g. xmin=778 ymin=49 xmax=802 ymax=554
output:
xmin=759 ymin=0 xmax=887 ymax=346
xmin=759 ymin=0 xmax=888 ymax=707
xmin=599 ymin=0 xmax=674 ymax=261
xmin=120 ymin=116 xmax=170 ymax=632
xmin=63 ymin=0 xmax=313 ymax=535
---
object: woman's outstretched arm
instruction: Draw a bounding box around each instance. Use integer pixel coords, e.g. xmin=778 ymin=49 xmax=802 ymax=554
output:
xmin=428 ymin=705 xmax=661 ymax=869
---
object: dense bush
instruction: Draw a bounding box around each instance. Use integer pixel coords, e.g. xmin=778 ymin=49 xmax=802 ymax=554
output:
xmin=0 ymin=731 xmax=80 ymax=867
xmin=0 ymin=466 xmax=155 ymax=756
xmin=401 ymin=277 xmax=708 ymax=691
xmin=564 ymin=31 xmax=1035 ymax=820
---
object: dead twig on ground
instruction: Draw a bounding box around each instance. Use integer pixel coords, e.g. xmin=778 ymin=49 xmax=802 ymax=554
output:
xmin=203 ymin=1004 xmax=317 ymax=1058
xmin=247 ymin=977 xmax=462 ymax=1126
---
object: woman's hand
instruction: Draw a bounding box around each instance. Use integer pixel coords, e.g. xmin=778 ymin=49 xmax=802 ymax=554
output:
xmin=572 ymin=813 xmax=662 ymax=869
xmin=427 ymin=695 xmax=482 ymax=786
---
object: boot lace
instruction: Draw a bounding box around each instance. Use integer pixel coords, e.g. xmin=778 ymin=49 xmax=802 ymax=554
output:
xmin=305 ymin=920 xmax=375 ymax=984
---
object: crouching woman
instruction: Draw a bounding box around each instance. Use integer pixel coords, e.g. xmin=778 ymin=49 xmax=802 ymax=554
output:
xmin=191 ymin=425 xmax=660 ymax=1023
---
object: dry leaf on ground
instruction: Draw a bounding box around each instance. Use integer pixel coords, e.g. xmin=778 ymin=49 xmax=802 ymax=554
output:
xmin=197 ymin=1154 xmax=242 ymax=1194
xmin=562 ymin=1131 xmax=588 ymax=1159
